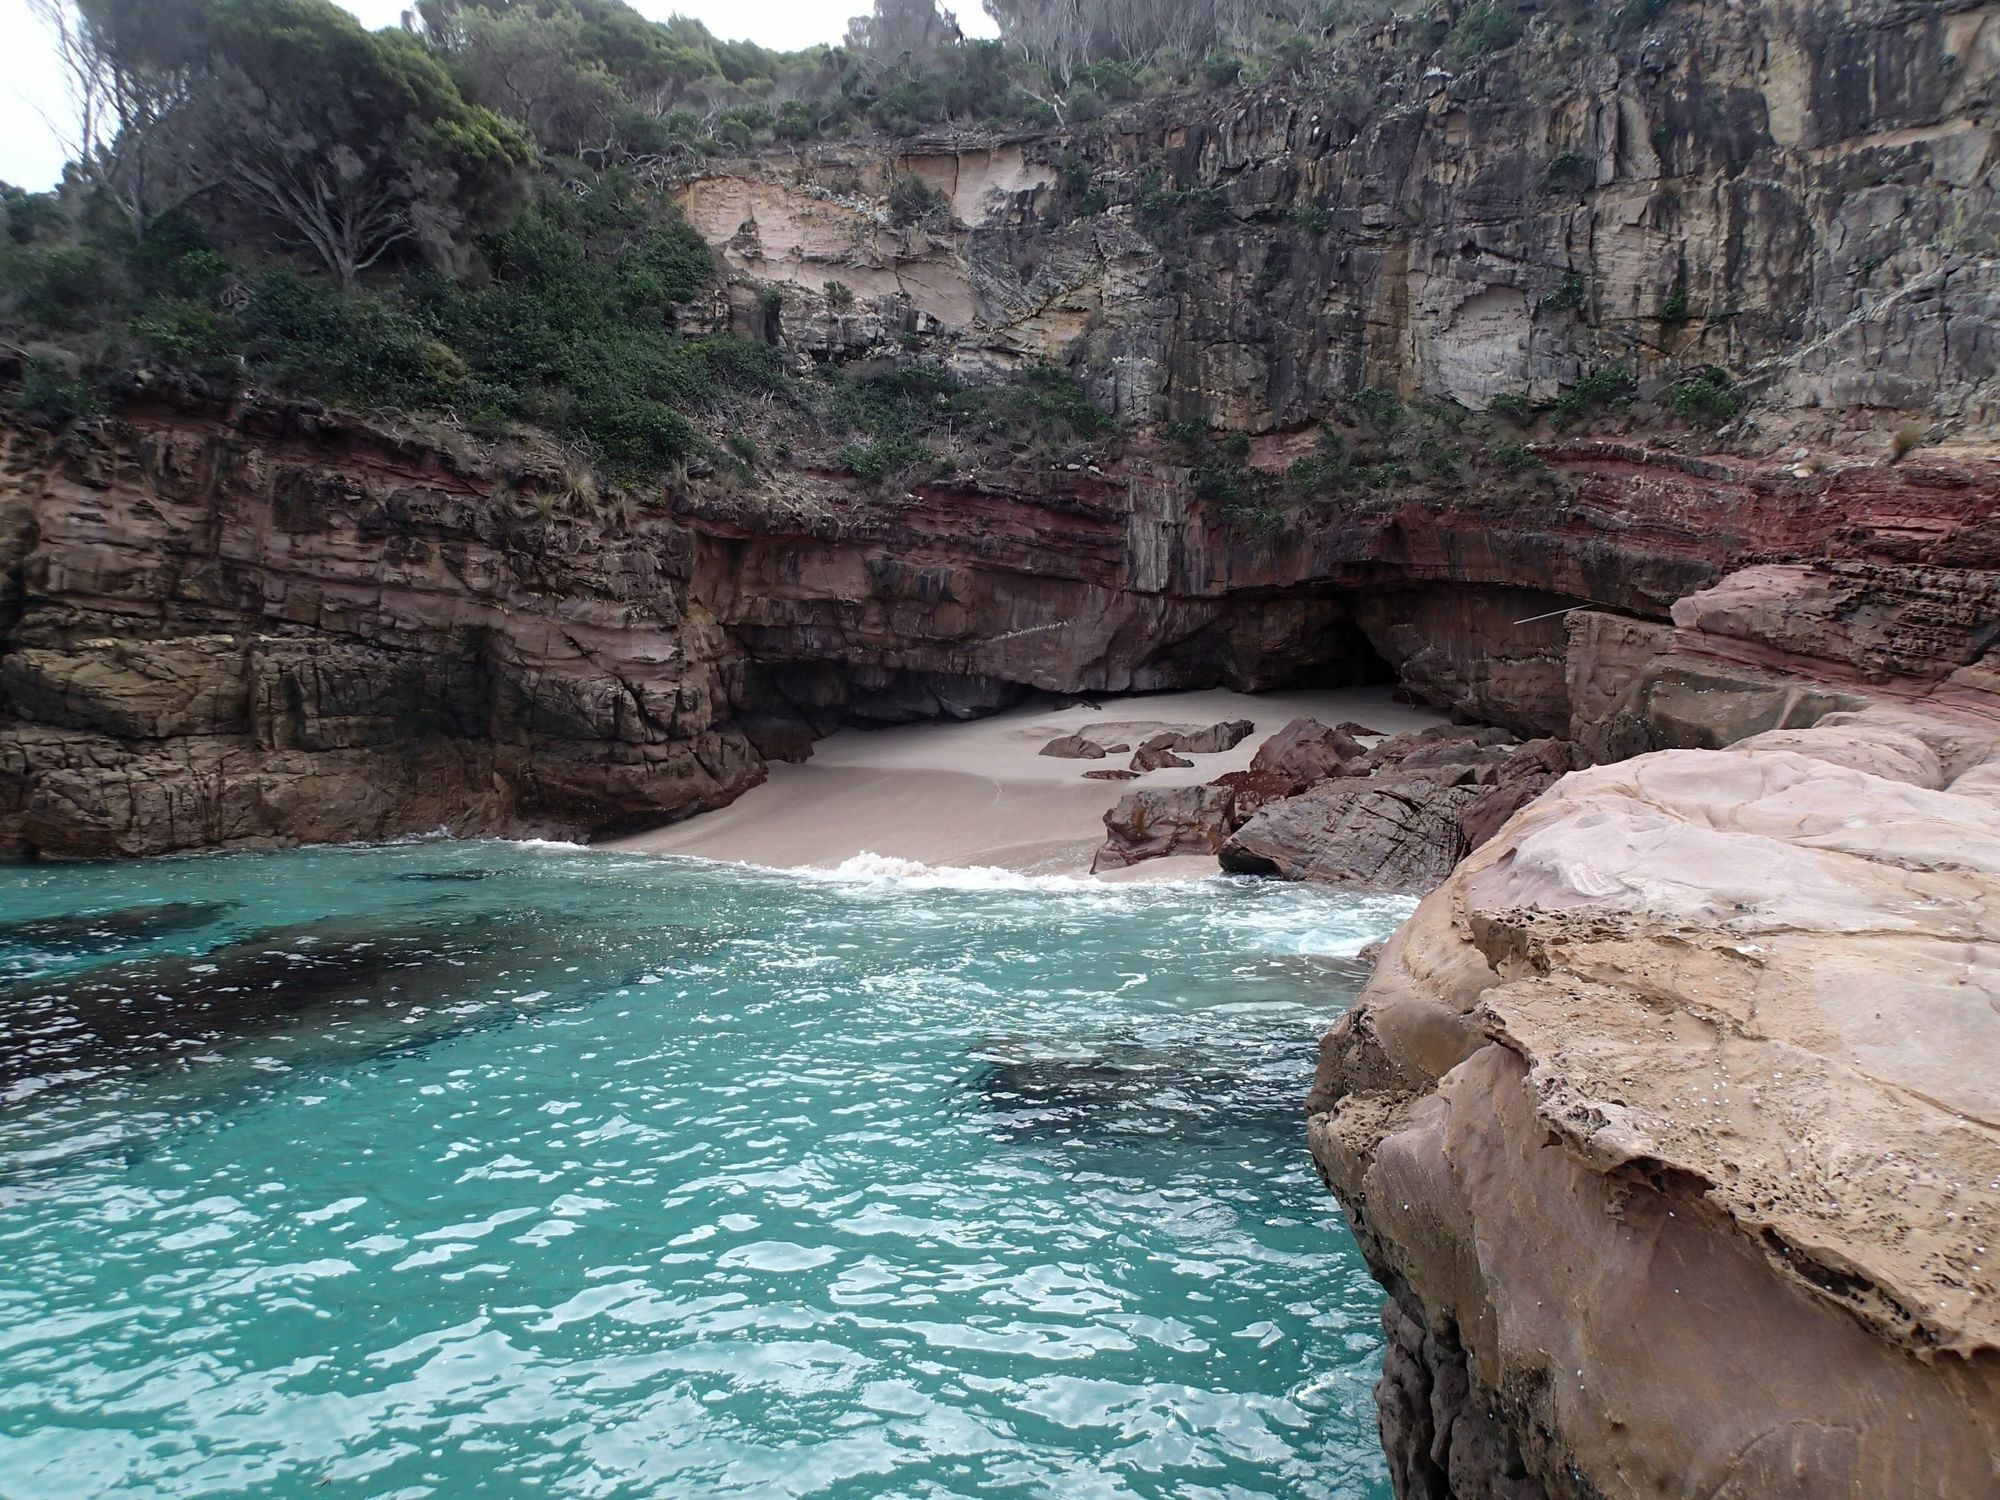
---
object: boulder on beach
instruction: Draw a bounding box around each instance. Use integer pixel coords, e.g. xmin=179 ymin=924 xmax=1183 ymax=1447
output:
xmin=1247 ymin=717 xmax=1365 ymax=791
xmin=1139 ymin=719 xmax=1256 ymax=755
xmin=1090 ymin=786 xmax=1237 ymax=870
xmin=1039 ymin=733 xmax=1106 ymax=759
xmin=1130 ymin=745 xmax=1193 ymax=772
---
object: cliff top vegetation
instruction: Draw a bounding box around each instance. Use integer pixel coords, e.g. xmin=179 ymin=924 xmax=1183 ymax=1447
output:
xmin=1 ymin=0 xmax=1680 ymax=501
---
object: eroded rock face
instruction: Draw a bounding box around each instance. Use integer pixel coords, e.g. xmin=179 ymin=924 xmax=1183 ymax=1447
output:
xmin=1309 ymin=710 xmax=2000 ymax=1498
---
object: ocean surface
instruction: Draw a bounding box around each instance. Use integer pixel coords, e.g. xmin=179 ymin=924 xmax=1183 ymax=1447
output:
xmin=0 ymin=841 xmax=1411 ymax=1499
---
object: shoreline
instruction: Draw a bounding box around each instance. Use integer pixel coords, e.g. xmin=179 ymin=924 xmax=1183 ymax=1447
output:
xmin=603 ymin=686 xmax=1447 ymax=878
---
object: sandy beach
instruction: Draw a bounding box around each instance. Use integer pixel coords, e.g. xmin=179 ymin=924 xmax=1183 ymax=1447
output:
xmin=605 ymin=686 xmax=1446 ymax=878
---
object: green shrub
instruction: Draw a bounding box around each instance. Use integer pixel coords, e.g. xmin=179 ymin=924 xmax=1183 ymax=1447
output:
xmin=1669 ymin=366 xmax=1739 ymax=423
xmin=1545 ymin=149 xmax=1592 ymax=187
xmin=1495 ymin=441 xmax=1545 ymax=473
xmin=1194 ymin=462 xmax=1264 ymax=503
xmin=841 ymin=435 xmax=935 ymax=483
xmin=1201 ymin=52 xmax=1244 ymax=87
xmin=1 ymin=244 xmax=119 ymax=331
xmin=824 ymin=279 xmax=855 ymax=309
xmin=1350 ymin=386 xmax=1404 ymax=430
xmin=1540 ymin=272 xmax=1586 ymax=312
xmin=1487 ymin=392 xmax=1535 ymax=424
xmin=1551 ymin=365 xmax=1636 ymax=424
xmin=1418 ymin=436 xmax=1465 ymax=476
xmin=1660 ymin=284 xmax=1690 ymax=324
xmin=1285 ymin=454 xmax=1345 ymax=494
xmin=1448 ymin=3 xmax=1525 ymax=65
xmin=131 ymin=299 xmax=234 ymax=368
xmin=12 ymin=358 xmax=98 ymax=426
xmin=1289 ymin=204 xmax=1332 ymax=233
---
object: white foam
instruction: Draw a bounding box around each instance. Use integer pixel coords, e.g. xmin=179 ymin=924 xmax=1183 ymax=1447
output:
xmin=809 ymin=852 xmax=1122 ymax=892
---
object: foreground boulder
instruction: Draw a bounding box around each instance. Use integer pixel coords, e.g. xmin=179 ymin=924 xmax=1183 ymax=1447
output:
xmin=1310 ymin=710 xmax=2000 ymax=1498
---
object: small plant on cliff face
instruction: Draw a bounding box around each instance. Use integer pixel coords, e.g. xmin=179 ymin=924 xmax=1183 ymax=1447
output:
xmin=12 ymin=358 xmax=98 ymax=427
xmin=1544 ymin=150 xmax=1593 ymax=189
xmin=1540 ymin=272 xmax=1586 ymax=312
xmin=1660 ymin=283 xmax=1691 ymax=325
xmin=1495 ymin=441 xmax=1546 ymax=474
xmin=1285 ymin=451 xmax=1345 ymax=494
xmin=1137 ymin=173 xmax=1228 ymax=234
xmin=1487 ymin=392 xmax=1535 ymax=425
xmin=1419 ymin=436 xmax=1466 ymax=477
xmin=1349 ymin=386 xmax=1404 ymax=431
xmin=888 ymin=175 xmax=951 ymax=229
xmin=1551 ymin=365 xmax=1636 ymax=425
xmin=841 ymin=434 xmax=937 ymax=483
xmin=823 ymin=280 xmax=855 ymax=310
xmin=1669 ymin=366 xmax=1739 ymax=424
xmin=1289 ymin=204 xmax=1332 ymax=233
xmin=1447 ymin=3 xmax=1525 ymax=66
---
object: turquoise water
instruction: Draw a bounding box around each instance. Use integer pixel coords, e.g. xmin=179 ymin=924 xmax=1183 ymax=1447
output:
xmin=0 ymin=842 xmax=1407 ymax=1499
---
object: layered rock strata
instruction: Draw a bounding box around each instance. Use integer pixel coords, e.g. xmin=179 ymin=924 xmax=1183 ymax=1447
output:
xmin=1309 ymin=708 xmax=2000 ymax=1498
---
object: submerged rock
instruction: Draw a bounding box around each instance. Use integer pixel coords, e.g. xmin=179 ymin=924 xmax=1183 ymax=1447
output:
xmin=0 ymin=901 xmax=235 ymax=957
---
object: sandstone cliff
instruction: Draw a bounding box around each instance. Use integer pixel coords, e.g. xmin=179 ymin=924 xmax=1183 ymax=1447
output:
xmin=8 ymin=0 xmax=2000 ymax=857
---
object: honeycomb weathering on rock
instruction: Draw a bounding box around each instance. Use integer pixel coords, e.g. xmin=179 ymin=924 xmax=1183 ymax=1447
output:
xmin=1310 ymin=712 xmax=2000 ymax=1497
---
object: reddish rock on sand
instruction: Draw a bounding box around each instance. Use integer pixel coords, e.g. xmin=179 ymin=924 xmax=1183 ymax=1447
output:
xmin=1248 ymin=718 xmax=1366 ymax=791
xmin=1090 ymin=786 xmax=1237 ymax=870
xmin=1209 ymin=768 xmax=1300 ymax=824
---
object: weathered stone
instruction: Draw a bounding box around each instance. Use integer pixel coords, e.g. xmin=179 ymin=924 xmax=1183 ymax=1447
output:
xmin=1040 ymin=732 xmax=1107 ymax=759
xmin=1248 ymin=717 xmax=1364 ymax=789
xmin=1129 ymin=744 xmax=1193 ymax=772
xmin=1090 ymin=785 xmax=1237 ymax=870
xmin=1139 ymin=718 xmax=1255 ymax=755
xmin=1219 ymin=775 xmax=1481 ymax=891
xmin=1311 ymin=716 xmax=2000 ymax=1499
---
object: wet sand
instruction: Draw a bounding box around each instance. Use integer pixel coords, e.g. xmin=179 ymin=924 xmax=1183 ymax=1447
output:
xmin=605 ymin=686 xmax=1445 ymax=878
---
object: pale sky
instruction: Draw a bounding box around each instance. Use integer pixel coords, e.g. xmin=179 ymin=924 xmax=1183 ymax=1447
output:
xmin=1 ymin=0 xmax=1000 ymax=190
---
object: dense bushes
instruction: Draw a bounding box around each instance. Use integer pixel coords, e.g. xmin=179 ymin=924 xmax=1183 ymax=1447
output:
xmin=830 ymin=360 xmax=1113 ymax=484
